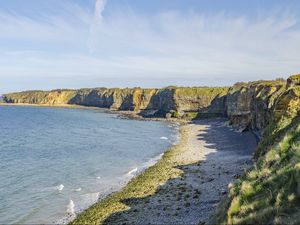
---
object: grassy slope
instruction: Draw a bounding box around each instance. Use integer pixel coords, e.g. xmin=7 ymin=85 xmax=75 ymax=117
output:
xmin=70 ymin=125 xmax=189 ymax=225
xmin=215 ymin=111 xmax=300 ymax=224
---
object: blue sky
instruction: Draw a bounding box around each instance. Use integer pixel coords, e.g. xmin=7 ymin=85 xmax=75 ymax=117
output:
xmin=1 ymin=0 xmax=300 ymax=93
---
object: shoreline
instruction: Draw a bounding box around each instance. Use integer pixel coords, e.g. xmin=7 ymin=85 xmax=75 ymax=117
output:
xmin=1 ymin=103 xmax=183 ymax=224
xmin=69 ymin=124 xmax=190 ymax=225
xmin=0 ymin=103 xmax=187 ymax=123
xmin=70 ymin=119 xmax=257 ymax=225
xmin=2 ymin=103 xmax=257 ymax=224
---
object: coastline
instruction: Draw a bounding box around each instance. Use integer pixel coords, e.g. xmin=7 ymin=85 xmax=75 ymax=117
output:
xmin=69 ymin=124 xmax=190 ymax=225
xmin=1 ymin=103 xmax=257 ymax=224
xmin=0 ymin=103 xmax=187 ymax=123
xmin=70 ymin=119 xmax=257 ymax=225
xmin=1 ymin=103 xmax=183 ymax=224
xmin=0 ymin=103 xmax=110 ymax=111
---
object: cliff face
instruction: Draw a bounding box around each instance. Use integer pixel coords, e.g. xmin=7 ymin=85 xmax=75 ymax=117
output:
xmin=3 ymin=87 xmax=228 ymax=118
xmin=2 ymin=77 xmax=298 ymax=130
xmin=4 ymin=90 xmax=77 ymax=105
xmin=215 ymin=75 xmax=300 ymax=225
xmin=225 ymin=81 xmax=285 ymax=132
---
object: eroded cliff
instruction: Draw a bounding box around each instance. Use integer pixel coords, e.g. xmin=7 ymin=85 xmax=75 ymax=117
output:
xmin=3 ymin=87 xmax=228 ymax=118
xmin=215 ymin=75 xmax=300 ymax=225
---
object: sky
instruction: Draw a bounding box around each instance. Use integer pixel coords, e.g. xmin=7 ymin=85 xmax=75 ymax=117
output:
xmin=1 ymin=0 xmax=300 ymax=93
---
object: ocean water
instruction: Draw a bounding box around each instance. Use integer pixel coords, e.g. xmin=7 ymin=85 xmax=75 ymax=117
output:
xmin=0 ymin=106 xmax=178 ymax=224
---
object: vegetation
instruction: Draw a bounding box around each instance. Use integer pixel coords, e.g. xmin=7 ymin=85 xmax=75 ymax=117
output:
xmin=175 ymin=87 xmax=228 ymax=97
xmin=70 ymin=126 xmax=189 ymax=225
xmin=216 ymin=116 xmax=300 ymax=224
xmin=215 ymin=83 xmax=300 ymax=224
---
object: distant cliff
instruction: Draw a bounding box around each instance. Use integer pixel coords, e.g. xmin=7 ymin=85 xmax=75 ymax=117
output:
xmin=3 ymin=78 xmax=296 ymax=134
xmin=3 ymin=87 xmax=228 ymax=119
xmin=1 ymin=79 xmax=290 ymax=132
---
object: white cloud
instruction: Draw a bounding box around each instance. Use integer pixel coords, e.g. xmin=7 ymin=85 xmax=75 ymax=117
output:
xmin=0 ymin=1 xmax=300 ymax=93
xmin=88 ymin=0 xmax=107 ymax=53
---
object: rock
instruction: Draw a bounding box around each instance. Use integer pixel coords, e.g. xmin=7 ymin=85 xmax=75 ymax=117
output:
xmin=4 ymin=87 xmax=229 ymax=119
xmin=184 ymin=202 xmax=191 ymax=207
xmin=226 ymin=80 xmax=285 ymax=132
xmin=220 ymin=189 xmax=227 ymax=195
xmin=232 ymin=174 xmax=240 ymax=179
xmin=286 ymin=74 xmax=300 ymax=88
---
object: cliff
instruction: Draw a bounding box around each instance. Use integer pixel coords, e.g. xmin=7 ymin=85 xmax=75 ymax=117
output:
xmin=225 ymin=80 xmax=285 ymax=132
xmin=3 ymin=87 xmax=228 ymax=119
xmin=215 ymin=75 xmax=300 ymax=225
xmin=3 ymin=89 xmax=77 ymax=105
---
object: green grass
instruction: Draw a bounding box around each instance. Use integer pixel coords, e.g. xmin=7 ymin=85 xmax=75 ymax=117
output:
xmin=69 ymin=125 xmax=189 ymax=225
xmin=215 ymin=114 xmax=300 ymax=225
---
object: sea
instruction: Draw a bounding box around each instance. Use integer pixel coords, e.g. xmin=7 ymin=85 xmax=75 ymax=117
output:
xmin=0 ymin=106 xmax=178 ymax=224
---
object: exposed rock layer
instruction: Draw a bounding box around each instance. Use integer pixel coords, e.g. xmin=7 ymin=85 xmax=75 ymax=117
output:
xmin=3 ymin=77 xmax=294 ymax=134
xmin=3 ymin=87 xmax=228 ymax=118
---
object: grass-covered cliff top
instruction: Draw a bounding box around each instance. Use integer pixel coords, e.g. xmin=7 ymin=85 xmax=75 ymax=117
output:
xmin=229 ymin=79 xmax=286 ymax=93
xmin=175 ymin=87 xmax=229 ymax=97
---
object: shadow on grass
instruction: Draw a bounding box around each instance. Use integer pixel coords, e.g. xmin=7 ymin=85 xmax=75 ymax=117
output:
xmin=101 ymin=119 xmax=257 ymax=225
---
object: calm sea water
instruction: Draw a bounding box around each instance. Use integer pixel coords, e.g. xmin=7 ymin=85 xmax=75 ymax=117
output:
xmin=0 ymin=106 xmax=178 ymax=224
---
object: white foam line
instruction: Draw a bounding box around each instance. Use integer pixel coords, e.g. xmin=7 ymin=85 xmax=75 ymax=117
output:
xmin=160 ymin=136 xmax=168 ymax=140
xmin=127 ymin=167 xmax=138 ymax=175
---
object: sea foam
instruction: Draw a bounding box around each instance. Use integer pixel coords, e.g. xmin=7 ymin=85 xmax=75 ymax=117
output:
xmin=66 ymin=200 xmax=75 ymax=215
xmin=74 ymin=187 xmax=82 ymax=192
xmin=127 ymin=167 xmax=138 ymax=175
xmin=56 ymin=184 xmax=64 ymax=191
xmin=160 ymin=136 xmax=168 ymax=140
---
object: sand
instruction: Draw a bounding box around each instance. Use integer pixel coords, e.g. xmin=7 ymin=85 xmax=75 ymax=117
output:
xmin=100 ymin=119 xmax=257 ymax=225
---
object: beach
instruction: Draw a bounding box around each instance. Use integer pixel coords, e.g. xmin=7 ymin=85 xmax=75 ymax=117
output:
xmin=71 ymin=119 xmax=257 ymax=225
xmin=0 ymin=105 xmax=177 ymax=224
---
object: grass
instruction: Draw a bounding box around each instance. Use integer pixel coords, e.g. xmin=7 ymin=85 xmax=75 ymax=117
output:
xmin=69 ymin=125 xmax=189 ymax=225
xmin=215 ymin=114 xmax=300 ymax=224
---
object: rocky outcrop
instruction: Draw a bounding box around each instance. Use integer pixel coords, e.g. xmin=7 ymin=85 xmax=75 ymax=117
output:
xmin=3 ymin=87 xmax=228 ymax=118
xmin=215 ymin=75 xmax=300 ymax=225
xmin=3 ymin=89 xmax=77 ymax=105
xmin=175 ymin=87 xmax=228 ymax=116
xmin=286 ymin=74 xmax=300 ymax=88
xmin=225 ymin=81 xmax=285 ymax=132
xmin=3 ymin=75 xmax=300 ymax=134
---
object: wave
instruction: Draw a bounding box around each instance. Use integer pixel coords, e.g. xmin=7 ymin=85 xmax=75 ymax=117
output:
xmin=126 ymin=152 xmax=165 ymax=178
xmin=56 ymin=192 xmax=100 ymax=224
xmin=74 ymin=187 xmax=82 ymax=192
xmin=56 ymin=184 xmax=64 ymax=191
xmin=127 ymin=167 xmax=138 ymax=175
xmin=76 ymin=192 xmax=100 ymax=212
xmin=160 ymin=136 xmax=168 ymax=140
xmin=66 ymin=200 xmax=75 ymax=215
xmin=40 ymin=184 xmax=64 ymax=192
